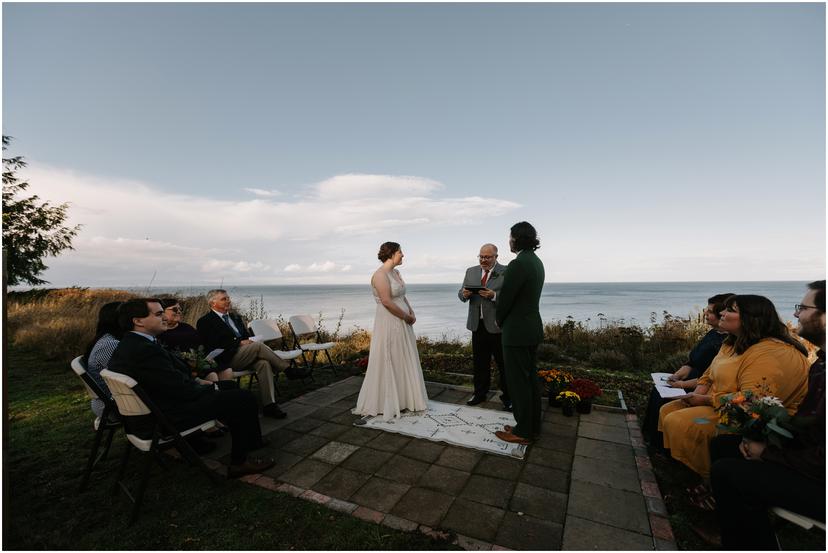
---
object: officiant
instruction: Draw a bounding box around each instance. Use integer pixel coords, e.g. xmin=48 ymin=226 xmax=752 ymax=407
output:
xmin=459 ymin=243 xmax=511 ymax=410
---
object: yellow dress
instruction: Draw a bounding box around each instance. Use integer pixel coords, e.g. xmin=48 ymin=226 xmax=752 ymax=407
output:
xmin=658 ymin=338 xmax=809 ymax=477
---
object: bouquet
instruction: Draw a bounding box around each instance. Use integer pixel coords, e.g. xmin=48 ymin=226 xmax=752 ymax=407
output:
xmin=567 ymin=378 xmax=602 ymax=400
xmin=715 ymin=389 xmax=793 ymax=448
xmin=556 ymin=390 xmax=581 ymax=407
xmin=179 ymin=346 xmax=219 ymax=378
xmin=537 ymin=368 xmax=573 ymax=394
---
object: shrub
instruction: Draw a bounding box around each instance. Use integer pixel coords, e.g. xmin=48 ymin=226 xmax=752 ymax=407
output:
xmin=588 ymin=349 xmax=633 ymax=371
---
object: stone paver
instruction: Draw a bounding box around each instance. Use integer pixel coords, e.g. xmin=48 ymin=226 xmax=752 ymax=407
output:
xmin=350 ymin=476 xmax=410 ymax=512
xmin=376 ymin=454 xmax=430 ymax=485
xmin=473 ymin=454 xmax=523 ymax=480
xmin=310 ymin=441 xmax=359 ymax=464
xmin=391 ymin=487 xmax=454 ymax=527
xmin=366 ymin=432 xmax=411 ymax=453
xmin=572 ymin=455 xmax=640 ymax=493
xmin=562 ymin=515 xmax=653 ymax=550
xmin=277 ymin=458 xmax=335 ymax=489
xmin=436 ymin=446 xmax=483 ymax=472
xmin=341 ymin=447 xmax=393 ymax=474
xmin=519 ymin=462 xmax=569 ymax=494
xmin=418 ymin=464 xmax=470 ymax=495
xmin=311 ymin=467 xmax=372 ymax=500
xmin=568 ymin=480 xmax=650 ymax=535
xmin=495 ymin=511 xmax=564 ymax=550
xmin=509 ymin=482 xmax=568 ymax=523
xmin=461 ymin=474 xmax=516 ymax=509
xmin=442 ymin=498 xmax=505 ymax=542
xmin=577 ymin=421 xmax=630 ymax=445
xmin=574 ymin=437 xmax=635 ymax=466
xmin=231 ymin=376 xmax=660 ymax=550
xmin=399 ymin=439 xmax=446 ymax=463
xmin=280 ymin=433 xmax=329 ymax=457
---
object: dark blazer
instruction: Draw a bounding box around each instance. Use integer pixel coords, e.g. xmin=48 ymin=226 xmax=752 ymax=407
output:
xmin=108 ymin=332 xmax=217 ymax=431
xmin=495 ymin=249 xmax=545 ymax=347
xmin=196 ymin=311 xmax=251 ymax=366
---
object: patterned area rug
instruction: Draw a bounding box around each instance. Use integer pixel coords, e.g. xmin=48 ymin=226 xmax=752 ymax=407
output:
xmin=357 ymin=400 xmax=526 ymax=459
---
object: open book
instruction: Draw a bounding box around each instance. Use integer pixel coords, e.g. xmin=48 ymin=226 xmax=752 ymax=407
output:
xmin=651 ymin=372 xmax=688 ymax=399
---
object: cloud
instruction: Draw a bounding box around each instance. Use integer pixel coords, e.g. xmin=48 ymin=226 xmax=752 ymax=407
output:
xmin=244 ymin=187 xmax=282 ymax=197
xmin=19 ymin=166 xmax=522 ymax=285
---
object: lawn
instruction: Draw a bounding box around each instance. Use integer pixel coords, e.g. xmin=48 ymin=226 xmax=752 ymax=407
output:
xmin=3 ymin=346 xmax=455 ymax=550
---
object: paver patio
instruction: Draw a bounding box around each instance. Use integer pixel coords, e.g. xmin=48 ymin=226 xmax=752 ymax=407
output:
xmin=204 ymin=376 xmax=674 ymax=550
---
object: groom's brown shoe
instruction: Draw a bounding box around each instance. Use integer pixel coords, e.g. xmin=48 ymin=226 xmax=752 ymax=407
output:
xmin=503 ymin=425 xmax=540 ymax=439
xmin=495 ymin=430 xmax=531 ymax=445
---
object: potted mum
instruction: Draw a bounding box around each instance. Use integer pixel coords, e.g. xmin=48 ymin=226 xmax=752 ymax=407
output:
xmin=538 ymin=368 xmax=573 ymax=407
xmin=556 ymin=390 xmax=580 ymax=417
xmin=568 ymin=378 xmax=603 ymax=414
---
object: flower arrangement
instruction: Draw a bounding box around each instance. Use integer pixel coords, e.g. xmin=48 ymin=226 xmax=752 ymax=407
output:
xmin=556 ymin=390 xmax=581 ymax=407
xmin=715 ymin=388 xmax=793 ymax=448
xmin=537 ymin=368 xmax=573 ymax=392
xmin=567 ymin=378 xmax=602 ymax=400
xmin=179 ymin=346 xmax=218 ymax=378
xmin=355 ymin=356 xmax=369 ymax=369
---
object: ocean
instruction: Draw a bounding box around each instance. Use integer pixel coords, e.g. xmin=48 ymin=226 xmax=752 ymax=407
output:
xmin=133 ymin=281 xmax=809 ymax=340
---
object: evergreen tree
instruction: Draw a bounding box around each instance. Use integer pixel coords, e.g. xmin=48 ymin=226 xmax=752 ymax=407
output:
xmin=2 ymin=136 xmax=81 ymax=285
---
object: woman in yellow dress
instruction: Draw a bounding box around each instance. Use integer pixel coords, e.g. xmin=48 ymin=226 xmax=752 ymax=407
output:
xmin=658 ymin=294 xmax=810 ymax=478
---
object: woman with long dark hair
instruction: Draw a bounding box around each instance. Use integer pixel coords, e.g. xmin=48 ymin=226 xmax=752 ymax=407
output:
xmin=82 ymin=301 xmax=124 ymax=417
xmin=658 ymin=294 xmax=810 ymax=477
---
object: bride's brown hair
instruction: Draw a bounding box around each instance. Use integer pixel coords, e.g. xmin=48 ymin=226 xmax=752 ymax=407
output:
xmin=378 ymin=242 xmax=400 ymax=262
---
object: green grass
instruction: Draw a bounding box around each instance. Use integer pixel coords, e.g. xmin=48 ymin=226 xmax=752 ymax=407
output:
xmin=4 ymin=346 xmax=455 ymax=550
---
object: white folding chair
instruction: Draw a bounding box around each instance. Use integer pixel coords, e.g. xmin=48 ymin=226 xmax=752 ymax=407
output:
xmin=100 ymin=369 xmax=218 ymax=523
xmin=772 ymin=506 xmax=826 ymax=531
xmin=249 ymin=319 xmax=306 ymax=368
xmin=70 ymin=356 xmax=122 ymax=492
xmin=288 ymin=314 xmax=338 ymax=376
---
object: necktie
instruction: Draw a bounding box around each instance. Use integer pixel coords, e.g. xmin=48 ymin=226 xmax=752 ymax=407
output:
xmin=481 ymin=269 xmax=490 ymax=287
xmin=222 ymin=313 xmax=241 ymax=338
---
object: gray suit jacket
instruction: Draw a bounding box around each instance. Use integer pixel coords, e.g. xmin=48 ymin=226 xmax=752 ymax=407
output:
xmin=458 ymin=262 xmax=507 ymax=333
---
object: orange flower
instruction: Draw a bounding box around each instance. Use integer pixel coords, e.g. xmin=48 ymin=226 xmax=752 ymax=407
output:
xmin=731 ymin=393 xmax=747 ymax=405
xmin=751 ymin=412 xmax=761 ymax=419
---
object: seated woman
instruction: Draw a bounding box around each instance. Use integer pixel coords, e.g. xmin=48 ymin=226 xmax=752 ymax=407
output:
xmin=82 ymin=301 xmax=124 ymax=418
xmin=157 ymin=298 xmax=234 ymax=382
xmin=658 ymin=294 xmax=810 ymax=478
xmin=642 ymin=293 xmax=732 ymax=446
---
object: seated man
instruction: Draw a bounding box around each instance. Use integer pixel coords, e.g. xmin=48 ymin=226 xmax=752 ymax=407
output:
xmin=109 ymin=298 xmax=274 ymax=479
xmin=709 ymin=280 xmax=825 ymax=549
xmin=196 ymin=289 xmax=308 ymax=419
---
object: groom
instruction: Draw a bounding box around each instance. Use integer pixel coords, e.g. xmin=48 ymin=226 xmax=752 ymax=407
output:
xmin=459 ymin=243 xmax=511 ymax=409
xmin=494 ymin=222 xmax=545 ymax=445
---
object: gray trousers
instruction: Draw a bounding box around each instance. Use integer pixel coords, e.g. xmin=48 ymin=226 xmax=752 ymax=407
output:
xmin=230 ymin=342 xmax=289 ymax=406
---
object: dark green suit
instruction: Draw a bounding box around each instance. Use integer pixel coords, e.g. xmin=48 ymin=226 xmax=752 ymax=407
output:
xmin=495 ymin=249 xmax=545 ymax=439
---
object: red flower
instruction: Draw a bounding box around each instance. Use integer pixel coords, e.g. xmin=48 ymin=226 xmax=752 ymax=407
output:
xmin=567 ymin=378 xmax=602 ymax=400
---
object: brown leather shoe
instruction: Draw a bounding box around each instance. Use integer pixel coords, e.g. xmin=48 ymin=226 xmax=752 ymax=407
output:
xmin=494 ymin=430 xmax=531 ymax=445
xmin=227 ymin=457 xmax=275 ymax=479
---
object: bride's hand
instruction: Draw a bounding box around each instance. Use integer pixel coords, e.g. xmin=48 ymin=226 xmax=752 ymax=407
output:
xmin=405 ymin=313 xmax=416 ymax=325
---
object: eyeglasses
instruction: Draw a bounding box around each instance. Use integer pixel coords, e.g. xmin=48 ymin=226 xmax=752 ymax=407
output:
xmin=478 ymin=255 xmax=496 ymax=260
xmin=165 ymin=307 xmax=183 ymax=314
xmin=794 ymin=304 xmax=818 ymax=314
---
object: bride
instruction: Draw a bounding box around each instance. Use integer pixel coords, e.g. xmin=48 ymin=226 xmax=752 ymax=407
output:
xmin=353 ymin=241 xmax=429 ymax=420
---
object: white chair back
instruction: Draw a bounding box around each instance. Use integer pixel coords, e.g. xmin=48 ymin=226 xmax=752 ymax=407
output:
xmin=250 ymin=319 xmax=284 ymax=341
xmin=71 ymin=356 xmax=101 ymax=401
xmin=289 ymin=315 xmax=317 ymax=337
xmin=100 ymin=369 xmax=151 ymax=417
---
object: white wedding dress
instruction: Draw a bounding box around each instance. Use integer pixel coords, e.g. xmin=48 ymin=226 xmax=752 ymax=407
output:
xmin=353 ymin=270 xmax=429 ymax=420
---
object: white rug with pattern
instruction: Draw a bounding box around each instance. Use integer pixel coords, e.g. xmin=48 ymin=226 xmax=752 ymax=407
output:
xmin=358 ymin=400 xmax=526 ymax=459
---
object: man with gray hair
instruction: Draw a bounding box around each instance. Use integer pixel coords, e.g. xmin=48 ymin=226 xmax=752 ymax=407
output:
xmin=459 ymin=243 xmax=511 ymax=409
xmin=197 ymin=289 xmax=309 ymax=419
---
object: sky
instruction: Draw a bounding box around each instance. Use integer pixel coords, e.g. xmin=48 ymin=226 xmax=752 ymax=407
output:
xmin=3 ymin=2 xmax=825 ymax=287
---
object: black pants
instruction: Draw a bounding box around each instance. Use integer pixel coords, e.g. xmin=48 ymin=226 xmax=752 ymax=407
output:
xmin=472 ymin=324 xmax=509 ymax=402
xmin=170 ymin=389 xmax=263 ymax=465
xmin=710 ymin=435 xmax=825 ymax=550
xmin=642 ymin=387 xmax=671 ymax=448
